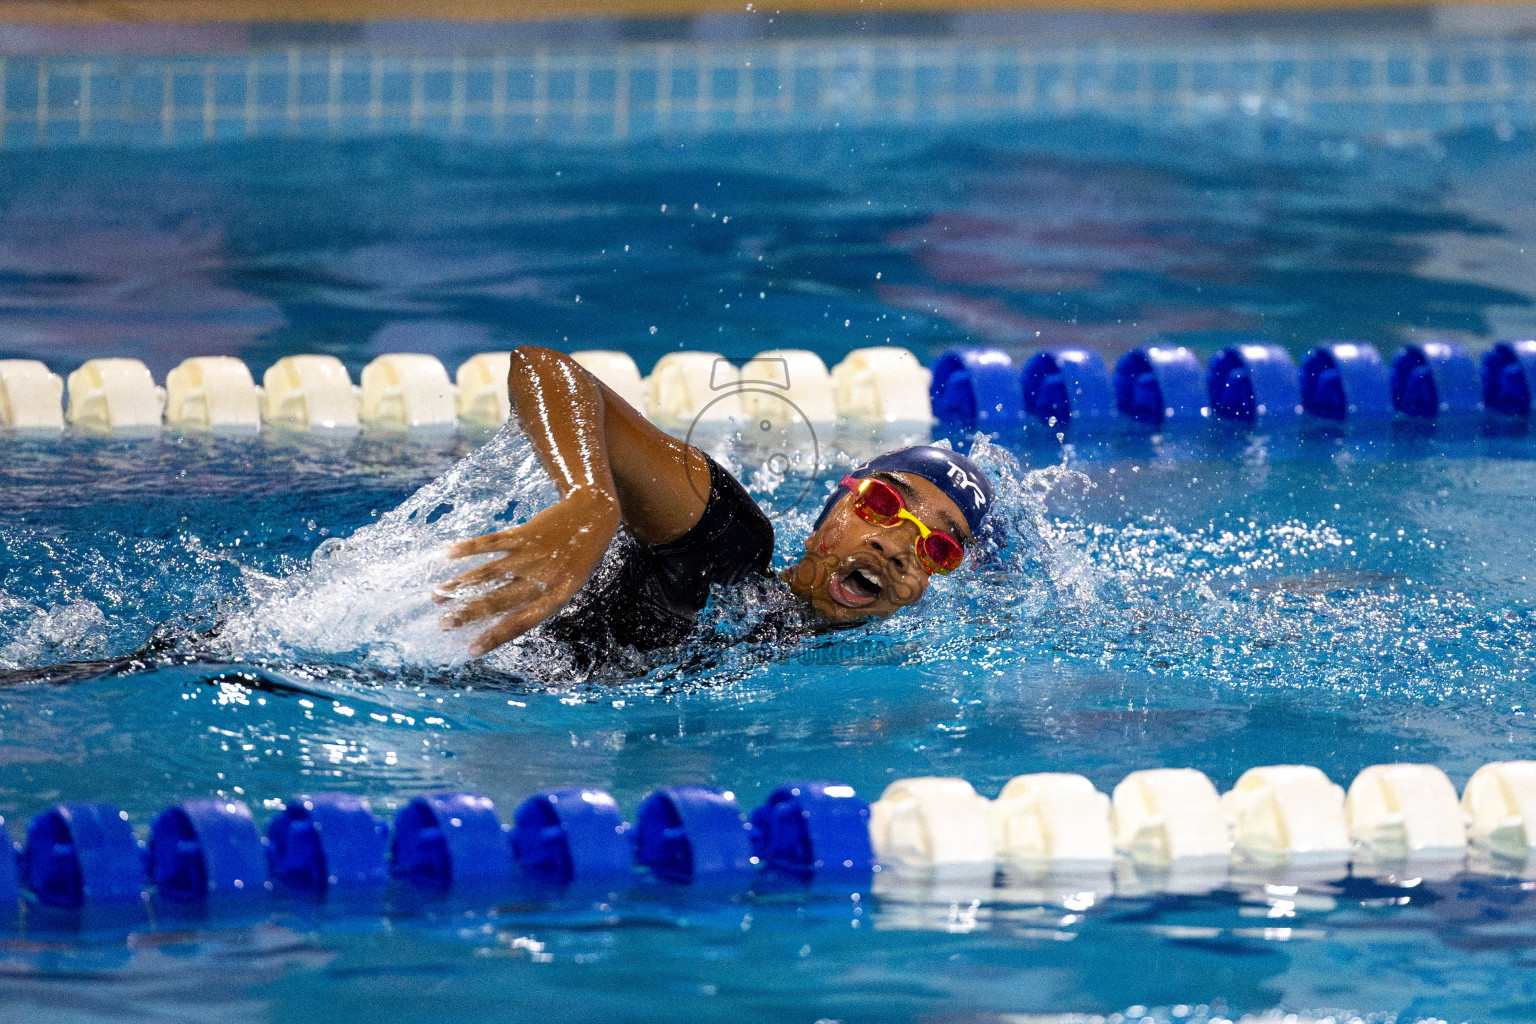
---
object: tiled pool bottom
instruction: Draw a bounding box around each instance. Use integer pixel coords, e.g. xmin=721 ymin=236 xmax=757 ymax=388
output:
xmin=1 ymin=429 xmax=1534 ymax=1023
xmin=3 ymin=10 xmax=1536 ymax=152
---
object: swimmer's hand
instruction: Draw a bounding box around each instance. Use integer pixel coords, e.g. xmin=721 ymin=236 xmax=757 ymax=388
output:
xmin=435 ymin=488 xmax=620 ymax=656
xmin=434 ymin=345 xmax=709 ymax=656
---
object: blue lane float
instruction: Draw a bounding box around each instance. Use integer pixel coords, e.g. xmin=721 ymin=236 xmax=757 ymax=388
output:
xmin=149 ymin=799 xmax=269 ymax=902
xmin=1299 ymin=342 xmax=1392 ymax=421
xmin=1113 ymin=346 xmax=1207 ymax=427
xmin=635 ymin=786 xmax=754 ymax=884
xmin=0 ymin=818 xmax=18 ymax=913
xmin=929 ymin=348 xmax=1023 ymax=430
xmin=1391 ymin=341 xmax=1484 ymax=419
xmin=0 ymin=783 xmax=872 ymax=917
xmin=22 ymin=803 xmax=144 ymax=908
xmin=391 ymin=792 xmax=512 ymax=891
xmin=510 ymin=788 xmax=632 ymax=886
xmin=6 ymin=756 xmax=1533 ymax=927
xmin=1482 ymin=340 xmax=1536 ymax=417
xmin=1021 ymin=348 xmax=1115 ymax=429
xmin=1207 ymin=344 xmax=1302 ymax=423
xmin=265 ymin=794 xmax=389 ymax=896
xmin=749 ymin=782 xmax=874 ymax=878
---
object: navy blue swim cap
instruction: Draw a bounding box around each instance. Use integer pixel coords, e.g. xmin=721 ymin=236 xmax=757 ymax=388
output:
xmin=813 ymin=446 xmax=994 ymax=536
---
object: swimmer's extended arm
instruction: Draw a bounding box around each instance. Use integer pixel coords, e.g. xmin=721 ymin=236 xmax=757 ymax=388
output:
xmin=437 ymin=345 xmax=711 ymax=655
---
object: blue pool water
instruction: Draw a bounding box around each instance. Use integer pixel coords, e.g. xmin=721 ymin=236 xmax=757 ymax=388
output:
xmin=4 ymin=11 xmax=1536 ymax=1024
xmin=4 ymin=426 xmax=1536 ymax=1024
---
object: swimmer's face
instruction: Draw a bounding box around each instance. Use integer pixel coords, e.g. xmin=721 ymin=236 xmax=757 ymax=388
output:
xmin=785 ymin=471 xmax=972 ymax=623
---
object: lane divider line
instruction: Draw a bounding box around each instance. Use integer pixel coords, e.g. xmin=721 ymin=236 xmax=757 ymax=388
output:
xmin=5 ymin=761 xmax=1534 ymax=921
xmin=2 ymin=340 xmax=1532 ymax=435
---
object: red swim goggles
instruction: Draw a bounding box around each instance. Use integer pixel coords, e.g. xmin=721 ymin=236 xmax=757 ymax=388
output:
xmin=840 ymin=475 xmax=967 ymax=575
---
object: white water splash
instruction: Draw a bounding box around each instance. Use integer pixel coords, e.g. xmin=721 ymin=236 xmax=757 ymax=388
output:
xmin=0 ymin=591 xmax=110 ymax=670
xmin=214 ymin=424 xmax=560 ymax=670
xmin=882 ymin=435 xmax=1099 ymax=635
xmin=659 ymin=436 xmax=1102 ymax=690
xmin=205 ymin=428 xmax=1101 ymax=681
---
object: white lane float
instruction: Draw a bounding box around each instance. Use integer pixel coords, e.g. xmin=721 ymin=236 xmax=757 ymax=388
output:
xmin=262 ymin=355 xmax=360 ymax=429
xmin=1112 ymin=768 xmax=1230 ymax=867
xmin=65 ymin=358 xmax=165 ymax=430
xmin=739 ymin=349 xmax=836 ymax=426
xmin=646 ymin=351 xmax=741 ymax=428
xmin=360 ymin=354 xmax=457 ymax=429
xmin=455 ymin=351 xmax=512 ymax=425
xmin=831 ymin=346 xmax=933 ymax=425
xmin=1346 ymin=763 xmax=1467 ymax=860
xmin=868 ymin=777 xmax=995 ymax=877
xmin=165 ymin=356 xmax=262 ymax=429
xmin=571 ymin=350 xmax=647 ymax=412
xmin=0 ymin=359 xmax=65 ymax=429
xmin=990 ymin=772 xmax=1114 ymax=868
xmin=1461 ymin=761 xmax=1536 ymax=861
xmin=1221 ymin=765 xmax=1350 ymax=865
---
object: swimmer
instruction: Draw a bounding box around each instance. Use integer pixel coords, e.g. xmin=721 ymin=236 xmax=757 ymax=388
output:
xmin=433 ymin=346 xmax=993 ymax=662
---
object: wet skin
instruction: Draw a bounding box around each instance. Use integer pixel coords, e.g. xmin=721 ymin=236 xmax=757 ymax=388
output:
xmin=436 ymin=346 xmax=968 ymax=656
xmin=784 ymin=473 xmax=971 ymax=623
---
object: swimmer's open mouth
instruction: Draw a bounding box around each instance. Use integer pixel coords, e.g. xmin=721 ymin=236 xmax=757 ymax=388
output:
xmin=829 ymin=564 xmax=884 ymax=609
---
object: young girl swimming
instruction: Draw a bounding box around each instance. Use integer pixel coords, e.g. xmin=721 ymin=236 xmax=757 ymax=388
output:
xmin=433 ymin=346 xmax=994 ymax=664
xmin=0 ymin=345 xmax=994 ymax=686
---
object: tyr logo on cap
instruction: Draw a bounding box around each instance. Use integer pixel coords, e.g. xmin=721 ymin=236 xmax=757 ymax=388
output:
xmin=945 ymin=463 xmax=987 ymax=506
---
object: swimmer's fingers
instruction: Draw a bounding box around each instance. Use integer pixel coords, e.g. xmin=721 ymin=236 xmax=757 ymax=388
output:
xmin=438 ymin=578 xmax=546 ymax=630
xmin=448 ymin=529 xmax=532 ymax=560
xmin=468 ymin=595 xmax=568 ymax=657
xmin=432 ymin=556 xmax=516 ymax=600
xmin=434 ymin=546 xmax=557 ymax=602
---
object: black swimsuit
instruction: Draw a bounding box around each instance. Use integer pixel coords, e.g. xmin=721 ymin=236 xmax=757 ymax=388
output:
xmin=537 ymin=456 xmax=778 ymax=670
